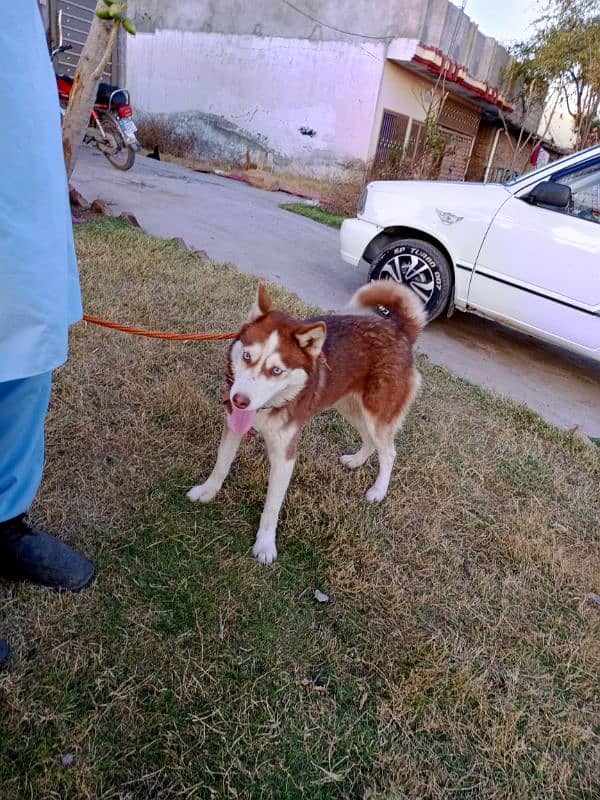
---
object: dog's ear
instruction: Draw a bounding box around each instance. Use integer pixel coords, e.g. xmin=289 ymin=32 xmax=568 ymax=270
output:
xmin=247 ymin=282 xmax=272 ymax=322
xmin=294 ymin=321 xmax=327 ymax=358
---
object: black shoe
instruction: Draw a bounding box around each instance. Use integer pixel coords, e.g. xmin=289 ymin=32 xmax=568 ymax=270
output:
xmin=0 ymin=515 xmax=95 ymax=592
xmin=0 ymin=639 xmax=9 ymax=664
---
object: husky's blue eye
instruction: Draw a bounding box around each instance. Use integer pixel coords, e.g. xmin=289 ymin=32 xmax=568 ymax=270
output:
xmin=271 ymin=366 xmax=283 ymax=376
xmin=242 ymin=350 xmax=251 ymax=361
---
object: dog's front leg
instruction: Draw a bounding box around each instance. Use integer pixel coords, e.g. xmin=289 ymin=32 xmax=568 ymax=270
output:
xmin=187 ymin=420 xmax=242 ymax=503
xmin=252 ymin=433 xmax=296 ymax=566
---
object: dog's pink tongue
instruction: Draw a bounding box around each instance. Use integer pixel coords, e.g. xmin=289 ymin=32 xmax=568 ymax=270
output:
xmin=228 ymin=407 xmax=257 ymax=435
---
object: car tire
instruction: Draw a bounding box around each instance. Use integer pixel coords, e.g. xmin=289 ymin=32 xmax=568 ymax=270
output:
xmin=368 ymin=238 xmax=453 ymax=321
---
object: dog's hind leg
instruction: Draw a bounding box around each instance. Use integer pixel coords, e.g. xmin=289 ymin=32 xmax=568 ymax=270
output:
xmin=362 ymin=368 xmax=422 ymax=502
xmin=364 ymin=424 xmax=396 ymax=504
xmin=252 ymin=425 xmax=298 ymax=566
xmin=187 ymin=420 xmax=242 ymax=503
xmin=335 ymin=396 xmax=375 ymax=469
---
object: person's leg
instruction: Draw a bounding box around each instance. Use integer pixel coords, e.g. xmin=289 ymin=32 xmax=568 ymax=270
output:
xmin=0 ymin=372 xmax=52 ymax=522
xmin=0 ymin=372 xmax=95 ymax=591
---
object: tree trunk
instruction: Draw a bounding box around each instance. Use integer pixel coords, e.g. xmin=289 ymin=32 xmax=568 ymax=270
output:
xmin=62 ymin=1 xmax=119 ymax=178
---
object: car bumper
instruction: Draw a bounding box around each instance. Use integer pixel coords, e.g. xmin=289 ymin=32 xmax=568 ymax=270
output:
xmin=340 ymin=218 xmax=380 ymax=266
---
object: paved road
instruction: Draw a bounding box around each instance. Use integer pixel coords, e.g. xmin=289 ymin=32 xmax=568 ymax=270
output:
xmin=73 ymin=149 xmax=600 ymax=436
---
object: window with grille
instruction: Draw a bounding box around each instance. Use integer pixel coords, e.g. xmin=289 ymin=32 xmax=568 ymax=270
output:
xmin=374 ymin=110 xmax=409 ymax=166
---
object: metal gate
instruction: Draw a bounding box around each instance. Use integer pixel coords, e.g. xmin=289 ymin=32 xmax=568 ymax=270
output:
xmin=406 ymin=120 xmax=426 ymax=160
xmin=374 ymin=110 xmax=410 ymax=167
xmin=436 ymin=99 xmax=480 ymax=180
xmin=438 ymin=128 xmax=474 ymax=181
xmin=48 ymin=0 xmax=117 ymax=81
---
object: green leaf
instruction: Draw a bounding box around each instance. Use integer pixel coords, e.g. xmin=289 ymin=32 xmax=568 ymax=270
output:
xmin=95 ymin=8 xmax=112 ymax=19
xmin=122 ymin=18 xmax=137 ymax=36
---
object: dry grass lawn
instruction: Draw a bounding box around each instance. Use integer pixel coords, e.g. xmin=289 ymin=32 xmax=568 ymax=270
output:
xmin=0 ymin=219 xmax=598 ymax=799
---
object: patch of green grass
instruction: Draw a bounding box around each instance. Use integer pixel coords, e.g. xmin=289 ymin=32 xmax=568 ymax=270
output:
xmin=279 ymin=202 xmax=346 ymax=229
xmin=0 ymin=220 xmax=598 ymax=799
xmin=497 ymin=453 xmax=551 ymax=494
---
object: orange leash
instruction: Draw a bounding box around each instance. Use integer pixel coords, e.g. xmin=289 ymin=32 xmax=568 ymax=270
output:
xmin=82 ymin=314 xmax=237 ymax=341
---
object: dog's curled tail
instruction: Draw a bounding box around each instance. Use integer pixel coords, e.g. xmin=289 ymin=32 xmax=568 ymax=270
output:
xmin=350 ymin=282 xmax=427 ymax=344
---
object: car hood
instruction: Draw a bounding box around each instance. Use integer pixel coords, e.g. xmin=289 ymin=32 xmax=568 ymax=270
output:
xmin=362 ymin=180 xmax=512 ymax=227
xmin=359 ymin=180 xmax=515 ymax=267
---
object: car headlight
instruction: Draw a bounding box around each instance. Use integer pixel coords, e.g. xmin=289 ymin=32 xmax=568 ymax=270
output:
xmin=357 ymin=188 xmax=368 ymax=216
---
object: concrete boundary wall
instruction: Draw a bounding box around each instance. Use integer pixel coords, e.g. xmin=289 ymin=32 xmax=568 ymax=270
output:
xmin=127 ymin=30 xmax=385 ymax=173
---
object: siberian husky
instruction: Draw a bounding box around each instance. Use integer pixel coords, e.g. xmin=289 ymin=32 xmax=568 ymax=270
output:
xmin=187 ymin=281 xmax=425 ymax=565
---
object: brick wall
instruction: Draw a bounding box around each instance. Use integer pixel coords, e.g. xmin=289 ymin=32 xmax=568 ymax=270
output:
xmin=493 ymin=130 xmax=535 ymax=176
xmin=466 ymin=124 xmax=537 ymax=182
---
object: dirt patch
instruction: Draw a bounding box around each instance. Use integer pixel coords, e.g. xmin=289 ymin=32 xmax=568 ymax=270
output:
xmin=135 ymin=115 xmax=197 ymax=160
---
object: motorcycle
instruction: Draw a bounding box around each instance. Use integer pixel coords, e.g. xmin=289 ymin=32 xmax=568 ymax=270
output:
xmin=52 ymin=42 xmax=140 ymax=171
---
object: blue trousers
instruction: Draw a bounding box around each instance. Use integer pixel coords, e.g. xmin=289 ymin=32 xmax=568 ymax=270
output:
xmin=0 ymin=372 xmax=52 ymax=522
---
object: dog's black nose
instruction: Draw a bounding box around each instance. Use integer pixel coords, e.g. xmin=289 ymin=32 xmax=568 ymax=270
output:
xmin=232 ymin=393 xmax=251 ymax=409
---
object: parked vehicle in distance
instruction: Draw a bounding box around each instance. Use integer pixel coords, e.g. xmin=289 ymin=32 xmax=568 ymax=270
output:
xmin=52 ymin=43 xmax=140 ymax=170
xmin=340 ymin=144 xmax=600 ymax=363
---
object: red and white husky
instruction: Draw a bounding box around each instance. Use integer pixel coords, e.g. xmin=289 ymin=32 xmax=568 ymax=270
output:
xmin=187 ymin=282 xmax=425 ymax=565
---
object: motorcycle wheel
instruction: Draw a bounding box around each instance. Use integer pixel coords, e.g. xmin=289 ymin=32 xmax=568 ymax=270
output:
xmin=106 ymin=145 xmax=135 ymax=171
xmin=98 ymin=113 xmax=135 ymax=171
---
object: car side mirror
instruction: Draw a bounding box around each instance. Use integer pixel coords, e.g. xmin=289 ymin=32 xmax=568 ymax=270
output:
xmin=524 ymin=181 xmax=571 ymax=208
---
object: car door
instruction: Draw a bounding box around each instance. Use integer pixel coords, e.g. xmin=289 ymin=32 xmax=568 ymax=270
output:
xmin=467 ymin=155 xmax=600 ymax=361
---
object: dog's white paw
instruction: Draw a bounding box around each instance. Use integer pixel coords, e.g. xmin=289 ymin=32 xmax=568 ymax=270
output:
xmin=252 ymin=534 xmax=278 ymax=566
xmin=186 ymin=482 xmax=217 ymax=503
xmin=365 ymin=485 xmax=386 ymax=504
xmin=340 ymin=453 xmax=364 ymax=469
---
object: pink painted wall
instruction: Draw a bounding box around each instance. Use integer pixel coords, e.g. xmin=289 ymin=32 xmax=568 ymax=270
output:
xmin=127 ymin=30 xmax=386 ymax=171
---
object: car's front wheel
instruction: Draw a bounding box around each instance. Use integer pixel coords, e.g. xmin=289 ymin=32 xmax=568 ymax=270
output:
xmin=368 ymin=238 xmax=453 ymax=320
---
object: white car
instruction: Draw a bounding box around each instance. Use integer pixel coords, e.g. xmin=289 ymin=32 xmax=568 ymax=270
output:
xmin=340 ymin=144 xmax=600 ymax=363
